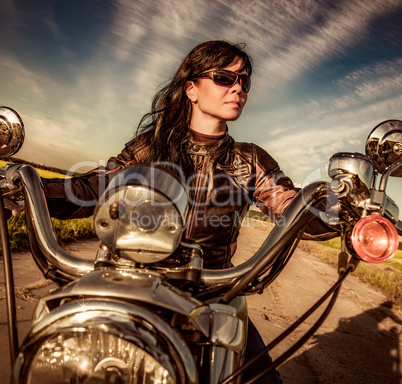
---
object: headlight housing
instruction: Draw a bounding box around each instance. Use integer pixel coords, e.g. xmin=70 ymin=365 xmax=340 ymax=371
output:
xmin=15 ymin=309 xmax=180 ymax=384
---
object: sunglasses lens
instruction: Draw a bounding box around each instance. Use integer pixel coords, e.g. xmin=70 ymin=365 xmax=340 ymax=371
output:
xmin=195 ymin=70 xmax=251 ymax=93
xmin=214 ymin=71 xmax=251 ymax=93
xmin=240 ymin=75 xmax=251 ymax=93
xmin=213 ymin=71 xmax=237 ymax=86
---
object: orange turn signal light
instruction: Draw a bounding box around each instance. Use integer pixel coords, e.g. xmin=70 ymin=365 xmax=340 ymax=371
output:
xmin=351 ymin=215 xmax=399 ymax=263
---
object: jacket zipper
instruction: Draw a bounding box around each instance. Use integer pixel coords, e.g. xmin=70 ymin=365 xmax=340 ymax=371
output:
xmin=185 ymin=155 xmax=208 ymax=238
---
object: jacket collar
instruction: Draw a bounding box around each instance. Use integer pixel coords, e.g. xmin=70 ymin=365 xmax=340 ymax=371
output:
xmin=184 ymin=130 xmax=234 ymax=156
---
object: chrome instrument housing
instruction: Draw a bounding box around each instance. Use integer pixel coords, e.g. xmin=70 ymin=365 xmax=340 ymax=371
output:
xmin=94 ymin=165 xmax=188 ymax=263
xmin=328 ymin=152 xmax=373 ymax=203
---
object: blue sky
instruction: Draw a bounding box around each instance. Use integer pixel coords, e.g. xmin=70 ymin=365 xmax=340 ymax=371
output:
xmin=1 ymin=0 xmax=402 ymax=204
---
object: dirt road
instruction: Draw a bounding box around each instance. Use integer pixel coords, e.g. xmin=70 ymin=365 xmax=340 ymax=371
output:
xmin=235 ymin=219 xmax=401 ymax=383
xmin=1 ymin=220 xmax=401 ymax=383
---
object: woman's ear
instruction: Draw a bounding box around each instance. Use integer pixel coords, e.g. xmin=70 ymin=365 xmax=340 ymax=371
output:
xmin=185 ymin=80 xmax=198 ymax=103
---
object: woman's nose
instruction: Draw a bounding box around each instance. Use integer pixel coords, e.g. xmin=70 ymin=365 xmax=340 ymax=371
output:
xmin=231 ymin=79 xmax=243 ymax=93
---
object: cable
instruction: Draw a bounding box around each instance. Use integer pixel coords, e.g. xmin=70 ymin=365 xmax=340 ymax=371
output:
xmin=0 ymin=190 xmax=19 ymax=364
xmin=220 ymin=268 xmax=351 ymax=384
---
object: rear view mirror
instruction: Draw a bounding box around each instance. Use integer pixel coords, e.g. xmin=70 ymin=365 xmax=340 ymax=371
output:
xmin=0 ymin=106 xmax=25 ymax=158
xmin=366 ymin=120 xmax=402 ymax=177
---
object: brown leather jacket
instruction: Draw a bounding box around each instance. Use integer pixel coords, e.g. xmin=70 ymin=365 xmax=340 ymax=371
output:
xmin=43 ymin=133 xmax=333 ymax=269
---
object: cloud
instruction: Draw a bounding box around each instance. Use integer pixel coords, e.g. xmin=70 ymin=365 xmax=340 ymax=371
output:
xmin=244 ymin=0 xmax=401 ymax=92
xmin=106 ymin=0 xmax=401 ymax=99
xmin=259 ymin=89 xmax=402 ymax=181
xmin=0 ymin=56 xmax=49 ymax=101
xmin=238 ymin=58 xmax=401 ymax=154
xmin=255 ymin=53 xmax=402 ymax=179
xmin=108 ymin=0 xmax=208 ymax=61
xmin=260 ymin=127 xmax=355 ymax=180
xmin=303 ymin=58 xmax=402 ymax=121
xmin=338 ymin=58 xmax=402 ymax=103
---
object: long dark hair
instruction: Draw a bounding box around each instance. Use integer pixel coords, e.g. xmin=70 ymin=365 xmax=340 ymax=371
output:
xmin=134 ymin=40 xmax=253 ymax=176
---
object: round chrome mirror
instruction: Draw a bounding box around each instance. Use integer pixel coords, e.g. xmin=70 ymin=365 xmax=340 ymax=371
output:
xmin=366 ymin=119 xmax=402 ymax=177
xmin=0 ymin=106 xmax=25 ymax=157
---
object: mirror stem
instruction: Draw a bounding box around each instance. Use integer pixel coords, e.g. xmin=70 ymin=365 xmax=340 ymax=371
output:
xmin=379 ymin=158 xmax=402 ymax=192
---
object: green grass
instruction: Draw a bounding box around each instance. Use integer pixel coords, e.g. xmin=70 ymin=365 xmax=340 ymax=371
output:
xmin=317 ymin=237 xmax=402 ymax=271
xmin=299 ymin=238 xmax=402 ymax=310
xmin=386 ymin=258 xmax=402 ymax=272
xmin=0 ymin=160 xmax=70 ymax=179
xmin=6 ymin=212 xmax=95 ymax=251
xmin=1 ymin=160 xmax=90 ymax=250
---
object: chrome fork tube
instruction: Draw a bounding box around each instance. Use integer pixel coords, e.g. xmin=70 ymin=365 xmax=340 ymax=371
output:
xmin=206 ymin=300 xmax=247 ymax=384
xmin=209 ymin=347 xmax=240 ymax=384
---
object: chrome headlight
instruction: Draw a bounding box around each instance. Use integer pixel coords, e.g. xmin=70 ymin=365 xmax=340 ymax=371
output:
xmin=94 ymin=165 xmax=188 ymax=263
xmin=25 ymin=329 xmax=174 ymax=384
xmin=16 ymin=310 xmax=179 ymax=384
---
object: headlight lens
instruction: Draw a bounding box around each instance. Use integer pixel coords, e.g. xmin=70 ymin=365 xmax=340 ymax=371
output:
xmin=26 ymin=329 xmax=175 ymax=384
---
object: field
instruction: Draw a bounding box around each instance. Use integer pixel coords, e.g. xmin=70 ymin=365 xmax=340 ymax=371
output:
xmin=0 ymin=160 xmax=71 ymax=178
xmin=0 ymin=159 xmax=95 ymax=249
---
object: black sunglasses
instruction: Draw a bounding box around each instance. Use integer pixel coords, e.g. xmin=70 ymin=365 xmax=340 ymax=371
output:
xmin=192 ymin=69 xmax=251 ymax=93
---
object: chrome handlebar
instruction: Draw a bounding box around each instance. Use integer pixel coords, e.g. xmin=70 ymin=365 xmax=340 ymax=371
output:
xmin=201 ymin=182 xmax=331 ymax=290
xmin=17 ymin=165 xmax=94 ymax=280
xmin=12 ymin=164 xmax=331 ymax=289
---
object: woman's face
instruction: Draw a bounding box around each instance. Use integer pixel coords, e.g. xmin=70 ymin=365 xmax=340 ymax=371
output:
xmin=186 ymin=58 xmax=249 ymax=128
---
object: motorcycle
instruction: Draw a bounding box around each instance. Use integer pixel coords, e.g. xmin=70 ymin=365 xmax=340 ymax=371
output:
xmin=1 ymin=106 xmax=401 ymax=383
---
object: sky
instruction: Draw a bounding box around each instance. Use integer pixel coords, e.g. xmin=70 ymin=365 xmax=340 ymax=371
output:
xmin=1 ymin=0 xmax=402 ymax=205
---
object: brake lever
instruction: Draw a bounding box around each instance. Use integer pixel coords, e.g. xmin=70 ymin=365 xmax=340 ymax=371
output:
xmin=2 ymin=193 xmax=25 ymax=211
xmin=0 ymin=163 xmax=25 ymax=211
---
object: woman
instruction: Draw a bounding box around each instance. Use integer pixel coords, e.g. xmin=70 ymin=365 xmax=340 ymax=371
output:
xmin=45 ymin=41 xmax=329 ymax=266
xmin=43 ymin=40 xmax=333 ymax=383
